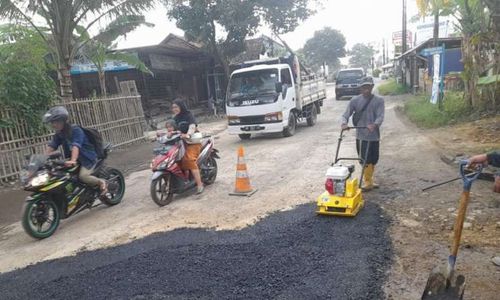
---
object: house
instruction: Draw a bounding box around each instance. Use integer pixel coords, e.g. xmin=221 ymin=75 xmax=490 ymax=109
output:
xmin=71 ymin=34 xmax=216 ymax=118
xmin=395 ymin=37 xmax=463 ymax=94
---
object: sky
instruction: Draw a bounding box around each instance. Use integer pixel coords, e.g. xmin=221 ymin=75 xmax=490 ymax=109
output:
xmin=116 ymin=0 xmax=420 ymax=55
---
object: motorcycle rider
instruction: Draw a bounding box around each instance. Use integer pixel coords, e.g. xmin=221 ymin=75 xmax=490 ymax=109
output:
xmin=43 ymin=106 xmax=107 ymax=194
xmin=171 ymin=99 xmax=204 ymax=194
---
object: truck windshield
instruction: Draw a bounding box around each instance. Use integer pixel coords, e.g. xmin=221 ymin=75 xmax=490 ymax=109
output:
xmin=229 ymin=69 xmax=278 ymax=99
xmin=337 ymin=70 xmax=364 ymax=80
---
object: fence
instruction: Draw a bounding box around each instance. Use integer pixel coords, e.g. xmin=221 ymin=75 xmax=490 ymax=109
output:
xmin=0 ymin=95 xmax=146 ymax=184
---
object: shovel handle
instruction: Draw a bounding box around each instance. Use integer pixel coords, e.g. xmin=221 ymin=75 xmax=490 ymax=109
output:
xmin=450 ymin=191 xmax=470 ymax=258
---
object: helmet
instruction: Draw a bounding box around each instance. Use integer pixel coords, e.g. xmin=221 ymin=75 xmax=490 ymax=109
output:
xmin=360 ymin=76 xmax=375 ymax=87
xmin=43 ymin=106 xmax=69 ymax=123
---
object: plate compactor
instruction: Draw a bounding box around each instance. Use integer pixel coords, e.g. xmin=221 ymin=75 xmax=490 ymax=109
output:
xmin=316 ymin=127 xmax=370 ymax=217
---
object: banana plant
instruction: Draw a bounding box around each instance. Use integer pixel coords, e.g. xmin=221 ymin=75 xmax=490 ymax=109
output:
xmin=77 ymin=15 xmax=154 ymax=96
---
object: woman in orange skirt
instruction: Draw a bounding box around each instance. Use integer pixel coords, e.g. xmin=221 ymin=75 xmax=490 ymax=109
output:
xmin=172 ymin=99 xmax=204 ymax=194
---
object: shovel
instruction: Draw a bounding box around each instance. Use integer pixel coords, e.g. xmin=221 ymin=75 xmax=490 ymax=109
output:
xmin=421 ymin=160 xmax=482 ymax=300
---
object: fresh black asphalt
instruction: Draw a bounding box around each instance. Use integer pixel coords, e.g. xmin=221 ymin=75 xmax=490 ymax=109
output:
xmin=0 ymin=202 xmax=392 ymax=300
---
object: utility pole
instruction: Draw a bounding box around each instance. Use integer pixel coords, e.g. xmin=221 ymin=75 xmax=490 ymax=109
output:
xmin=402 ymin=0 xmax=407 ymax=54
xmin=401 ymin=0 xmax=407 ymax=85
xmin=382 ymin=39 xmax=386 ymax=65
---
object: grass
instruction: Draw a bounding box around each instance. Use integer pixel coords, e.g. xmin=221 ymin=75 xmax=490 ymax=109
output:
xmin=403 ymin=91 xmax=471 ymax=128
xmin=377 ymin=79 xmax=407 ymax=96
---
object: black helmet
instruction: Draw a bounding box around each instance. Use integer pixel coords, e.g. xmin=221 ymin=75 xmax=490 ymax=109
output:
xmin=43 ymin=106 xmax=69 ymax=123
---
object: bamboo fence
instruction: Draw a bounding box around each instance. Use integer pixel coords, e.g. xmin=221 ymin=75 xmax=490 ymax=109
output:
xmin=0 ymin=95 xmax=146 ymax=184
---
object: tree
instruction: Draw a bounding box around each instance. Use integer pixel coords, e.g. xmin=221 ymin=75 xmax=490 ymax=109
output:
xmin=0 ymin=25 xmax=56 ymax=134
xmin=302 ymin=27 xmax=346 ymax=71
xmin=0 ymin=0 xmax=155 ymax=100
xmin=348 ymin=43 xmax=375 ymax=71
xmin=78 ymin=15 xmax=154 ymax=96
xmin=164 ymin=0 xmax=316 ymax=78
xmin=417 ymin=0 xmax=497 ymax=109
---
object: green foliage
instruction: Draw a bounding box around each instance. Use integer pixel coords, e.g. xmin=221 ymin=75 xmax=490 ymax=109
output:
xmin=302 ymin=27 xmax=346 ymax=70
xmin=0 ymin=0 xmax=156 ymax=98
xmin=165 ymin=0 xmax=315 ymax=75
xmin=373 ymin=69 xmax=382 ymax=78
xmin=377 ymin=79 xmax=407 ymax=95
xmin=348 ymin=43 xmax=375 ymax=70
xmin=78 ymin=14 xmax=154 ymax=95
xmin=0 ymin=25 xmax=56 ymax=134
xmin=403 ymin=92 xmax=471 ymax=128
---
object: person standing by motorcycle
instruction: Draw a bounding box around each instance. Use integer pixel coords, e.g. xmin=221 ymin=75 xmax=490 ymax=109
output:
xmin=341 ymin=77 xmax=385 ymax=191
xmin=43 ymin=106 xmax=107 ymax=194
xmin=171 ymin=99 xmax=204 ymax=194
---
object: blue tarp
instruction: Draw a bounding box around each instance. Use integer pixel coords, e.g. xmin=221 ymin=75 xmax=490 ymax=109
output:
xmin=428 ymin=48 xmax=463 ymax=76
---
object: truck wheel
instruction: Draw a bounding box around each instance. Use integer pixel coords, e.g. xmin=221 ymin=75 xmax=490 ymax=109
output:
xmin=307 ymin=105 xmax=317 ymax=126
xmin=283 ymin=113 xmax=296 ymax=137
xmin=336 ymin=94 xmax=342 ymax=100
xmin=238 ymin=134 xmax=251 ymax=140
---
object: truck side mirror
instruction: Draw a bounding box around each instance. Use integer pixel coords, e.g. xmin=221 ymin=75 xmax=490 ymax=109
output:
xmin=275 ymin=82 xmax=283 ymax=93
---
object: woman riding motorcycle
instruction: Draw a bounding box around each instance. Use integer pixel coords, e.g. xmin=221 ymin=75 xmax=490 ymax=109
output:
xmin=43 ymin=106 xmax=107 ymax=194
xmin=171 ymin=99 xmax=204 ymax=194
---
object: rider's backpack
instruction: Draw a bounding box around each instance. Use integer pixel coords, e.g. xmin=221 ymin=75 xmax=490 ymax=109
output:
xmin=80 ymin=127 xmax=106 ymax=159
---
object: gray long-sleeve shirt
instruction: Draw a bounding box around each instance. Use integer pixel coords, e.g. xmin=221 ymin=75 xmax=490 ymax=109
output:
xmin=341 ymin=94 xmax=385 ymax=141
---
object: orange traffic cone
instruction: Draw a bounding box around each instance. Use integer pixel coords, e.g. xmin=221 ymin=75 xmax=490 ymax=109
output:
xmin=229 ymin=146 xmax=257 ymax=197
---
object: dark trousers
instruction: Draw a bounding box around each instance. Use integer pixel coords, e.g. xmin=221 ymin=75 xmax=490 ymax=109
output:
xmin=356 ymin=139 xmax=380 ymax=165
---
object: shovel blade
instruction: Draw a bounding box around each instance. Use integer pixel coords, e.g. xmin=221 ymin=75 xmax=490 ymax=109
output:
xmin=422 ymin=268 xmax=466 ymax=300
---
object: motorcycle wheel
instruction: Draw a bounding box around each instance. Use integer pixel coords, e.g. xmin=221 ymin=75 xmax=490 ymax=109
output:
xmin=99 ymin=167 xmax=125 ymax=206
xmin=202 ymin=156 xmax=218 ymax=185
xmin=150 ymin=173 xmax=174 ymax=207
xmin=22 ymin=198 xmax=60 ymax=239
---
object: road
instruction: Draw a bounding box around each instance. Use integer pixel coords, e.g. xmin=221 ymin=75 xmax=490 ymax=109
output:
xmin=0 ymin=85 xmax=393 ymax=299
xmin=1 ymin=84 xmax=497 ymax=299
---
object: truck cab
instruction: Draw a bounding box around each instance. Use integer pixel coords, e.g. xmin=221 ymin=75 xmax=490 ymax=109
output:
xmin=226 ymin=56 xmax=326 ymax=139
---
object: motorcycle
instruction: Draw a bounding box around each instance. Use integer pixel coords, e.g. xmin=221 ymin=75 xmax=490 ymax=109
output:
xmin=20 ymin=144 xmax=125 ymax=239
xmin=150 ymin=133 xmax=219 ymax=206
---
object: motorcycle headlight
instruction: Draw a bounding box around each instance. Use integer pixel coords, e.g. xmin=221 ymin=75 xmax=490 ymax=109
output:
xmin=29 ymin=172 xmax=50 ymax=187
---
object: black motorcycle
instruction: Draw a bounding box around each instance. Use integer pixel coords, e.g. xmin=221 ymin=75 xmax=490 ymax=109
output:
xmin=20 ymin=144 xmax=125 ymax=239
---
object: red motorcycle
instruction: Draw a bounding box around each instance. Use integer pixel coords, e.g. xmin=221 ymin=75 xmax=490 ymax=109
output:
xmin=150 ymin=133 xmax=219 ymax=206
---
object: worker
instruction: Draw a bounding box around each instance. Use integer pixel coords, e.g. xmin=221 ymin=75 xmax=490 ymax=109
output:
xmin=341 ymin=76 xmax=385 ymax=191
xmin=468 ymin=150 xmax=500 ymax=193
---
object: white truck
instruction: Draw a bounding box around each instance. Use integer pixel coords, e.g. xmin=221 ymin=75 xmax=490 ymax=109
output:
xmin=225 ymin=55 xmax=327 ymax=139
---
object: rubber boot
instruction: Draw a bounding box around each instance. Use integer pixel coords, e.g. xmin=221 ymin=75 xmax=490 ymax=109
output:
xmin=362 ymin=164 xmax=375 ymax=191
xmin=371 ymin=164 xmax=380 ymax=189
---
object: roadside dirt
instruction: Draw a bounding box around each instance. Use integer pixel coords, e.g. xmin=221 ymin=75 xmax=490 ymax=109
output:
xmin=382 ymin=97 xmax=499 ymax=300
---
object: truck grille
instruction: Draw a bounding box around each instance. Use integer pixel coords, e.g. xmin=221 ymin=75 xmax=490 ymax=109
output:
xmin=239 ymin=115 xmax=265 ymax=125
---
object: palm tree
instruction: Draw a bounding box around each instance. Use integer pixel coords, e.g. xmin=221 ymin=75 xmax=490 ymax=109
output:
xmin=0 ymin=0 xmax=154 ymax=101
xmin=78 ymin=15 xmax=154 ymax=96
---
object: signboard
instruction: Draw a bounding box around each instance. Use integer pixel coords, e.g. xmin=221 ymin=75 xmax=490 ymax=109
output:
xmin=392 ymin=31 xmax=413 ymax=48
xmin=415 ymin=20 xmax=451 ymax=45
xmin=420 ymin=46 xmax=444 ymax=57
xmin=71 ymin=60 xmax=135 ymax=75
xmin=430 ymin=53 xmax=440 ymax=104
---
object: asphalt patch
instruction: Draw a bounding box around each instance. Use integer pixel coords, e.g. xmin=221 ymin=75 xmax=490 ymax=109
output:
xmin=0 ymin=202 xmax=392 ymax=300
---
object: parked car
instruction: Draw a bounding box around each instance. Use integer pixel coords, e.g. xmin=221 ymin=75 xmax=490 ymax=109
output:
xmin=335 ymin=68 xmax=365 ymax=100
